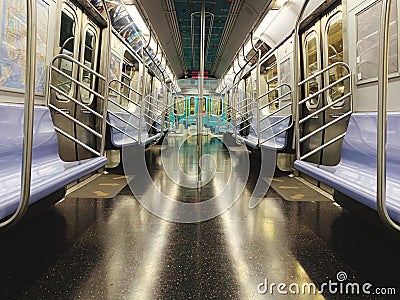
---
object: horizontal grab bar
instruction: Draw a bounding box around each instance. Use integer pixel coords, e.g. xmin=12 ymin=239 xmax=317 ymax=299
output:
xmin=54 ymin=126 xmax=101 ymax=157
xmin=298 ymin=62 xmax=351 ymax=86
xmin=49 ymin=104 xmax=102 ymax=138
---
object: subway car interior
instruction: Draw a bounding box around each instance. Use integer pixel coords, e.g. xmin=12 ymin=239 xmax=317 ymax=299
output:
xmin=1 ymin=0 xmax=400 ymax=298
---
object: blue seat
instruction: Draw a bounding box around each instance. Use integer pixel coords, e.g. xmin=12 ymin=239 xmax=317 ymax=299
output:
xmin=107 ymin=111 xmax=162 ymax=147
xmin=294 ymin=112 xmax=400 ymax=223
xmin=236 ymin=115 xmax=290 ymax=150
xmin=0 ymin=103 xmax=107 ymax=220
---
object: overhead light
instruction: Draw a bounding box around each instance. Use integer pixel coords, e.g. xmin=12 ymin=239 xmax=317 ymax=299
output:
xmin=125 ymin=5 xmax=150 ymax=37
xmin=253 ymin=9 xmax=279 ymax=38
xmin=272 ymin=0 xmax=288 ymax=10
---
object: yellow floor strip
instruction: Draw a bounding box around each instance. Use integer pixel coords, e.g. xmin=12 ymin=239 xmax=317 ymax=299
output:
xmin=94 ymin=191 xmax=109 ymax=197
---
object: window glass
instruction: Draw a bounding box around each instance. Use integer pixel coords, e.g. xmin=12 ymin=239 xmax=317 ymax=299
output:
xmin=121 ymin=56 xmax=136 ymax=107
xmin=280 ymin=58 xmax=291 ymax=85
xmin=264 ymin=56 xmax=278 ymax=110
xmin=57 ymin=11 xmax=76 ymax=97
xmin=59 ymin=12 xmax=75 ymax=52
xmin=109 ymin=53 xmax=121 ymax=100
xmin=305 ymin=33 xmax=320 ymax=109
xmin=279 ymin=58 xmax=291 ymax=102
xmin=202 ymin=97 xmax=206 ymax=113
xmin=356 ymin=1 xmax=398 ymax=81
xmin=326 ymin=14 xmax=347 ymax=108
xmin=211 ymin=99 xmax=221 ymax=115
xmin=80 ymin=28 xmax=96 ymax=104
xmin=190 ymin=97 xmax=195 ymax=115
xmin=174 ymin=97 xmax=185 ymax=115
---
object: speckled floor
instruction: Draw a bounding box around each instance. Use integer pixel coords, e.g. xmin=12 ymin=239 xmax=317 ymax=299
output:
xmin=0 ymin=136 xmax=399 ymax=299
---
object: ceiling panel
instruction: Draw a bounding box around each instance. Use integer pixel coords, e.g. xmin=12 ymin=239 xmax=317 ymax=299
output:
xmin=135 ymin=0 xmax=273 ymax=79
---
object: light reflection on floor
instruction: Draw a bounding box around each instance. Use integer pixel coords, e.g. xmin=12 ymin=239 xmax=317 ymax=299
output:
xmin=0 ymin=135 xmax=399 ymax=299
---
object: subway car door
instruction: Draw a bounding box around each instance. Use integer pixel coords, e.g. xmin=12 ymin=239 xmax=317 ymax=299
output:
xmin=320 ymin=6 xmax=349 ymax=166
xmin=51 ymin=1 xmax=100 ymax=161
xmin=300 ymin=4 xmax=347 ymax=168
xmin=300 ymin=21 xmax=323 ymax=170
xmin=75 ymin=14 xmax=101 ymax=161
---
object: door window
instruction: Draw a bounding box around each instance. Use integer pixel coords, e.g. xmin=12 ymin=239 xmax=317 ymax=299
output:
xmin=57 ymin=10 xmax=77 ymax=98
xmin=211 ymin=99 xmax=222 ymax=116
xmin=190 ymin=97 xmax=195 ymax=115
xmin=121 ymin=55 xmax=135 ymax=107
xmin=174 ymin=96 xmax=185 ymax=115
xmin=325 ymin=13 xmax=345 ymax=108
xmin=305 ymin=32 xmax=320 ymax=110
xmin=80 ymin=26 xmax=97 ymax=104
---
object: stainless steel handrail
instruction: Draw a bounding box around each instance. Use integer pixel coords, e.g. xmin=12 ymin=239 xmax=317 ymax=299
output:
xmin=298 ymin=62 xmax=350 ymax=86
xmin=107 ymin=78 xmax=145 ymax=143
xmin=377 ymin=0 xmax=400 ymax=231
xmin=50 ymin=84 xmax=104 ymax=119
xmin=257 ymin=83 xmax=293 ymax=145
xmin=299 ymin=92 xmax=351 ymax=124
xmin=108 ymin=98 xmax=140 ymax=118
xmin=106 ymin=121 xmax=138 ymax=142
xmin=50 ymin=66 xmax=105 ymax=100
xmin=109 ymin=87 xmax=140 ymax=107
xmin=49 ymin=56 xmax=106 ymax=157
xmin=49 ymin=104 xmax=102 ymax=138
xmin=51 ymin=54 xmax=106 ymax=80
xmin=299 ymin=111 xmax=352 ymax=143
xmin=260 ymin=102 xmax=292 ymax=120
xmin=109 ymin=79 xmax=142 ymax=97
xmin=259 ymin=91 xmax=291 ymax=109
xmin=143 ymin=94 xmax=168 ymax=121
xmin=297 ymin=62 xmax=352 ymax=161
xmin=108 ymin=110 xmax=140 ymax=131
xmin=298 ymin=73 xmax=351 ymax=105
xmin=0 ymin=0 xmax=37 ymax=229
xmin=260 ymin=115 xmax=292 ymax=134
xmin=54 ymin=127 xmax=101 ymax=156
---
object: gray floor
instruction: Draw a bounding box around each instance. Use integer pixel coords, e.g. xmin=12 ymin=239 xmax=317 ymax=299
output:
xmin=0 ymin=136 xmax=399 ymax=299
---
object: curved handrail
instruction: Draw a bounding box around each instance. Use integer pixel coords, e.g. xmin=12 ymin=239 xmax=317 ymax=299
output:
xmin=51 ymin=54 xmax=106 ymax=80
xmin=0 ymin=0 xmax=37 ymax=229
xmin=298 ymin=62 xmax=351 ymax=85
xmin=377 ymin=0 xmax=400 ymax=231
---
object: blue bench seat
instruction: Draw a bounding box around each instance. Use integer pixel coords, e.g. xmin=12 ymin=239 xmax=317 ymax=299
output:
xmin=107 ymin=111 xmax=162 ymax=147
xmin=294 ymin=113 xmax=400 ymax=223
xmin=0 ymin=103 xmax=107 ymax=220
xmin=236 ymin=115 xmax=290 ymax=150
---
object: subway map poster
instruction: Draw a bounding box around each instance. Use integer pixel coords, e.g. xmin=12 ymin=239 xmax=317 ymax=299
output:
xmin=0 ymin=0 xmax=49 ymax=94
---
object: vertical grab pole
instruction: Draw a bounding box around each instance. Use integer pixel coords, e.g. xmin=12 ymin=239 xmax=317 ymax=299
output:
xmin=0 ymin=0 xmax=37 ymax=229
xmin=197 ymin=0 xmax=205 ymax=189
xmin=293 ymin=0 xmax=311 ymax=160
xmin=234 ymin=86 xmax=238 ymax=141
xmin=377 ymin=0 xmax=400 ymax=231
xmin=99 ymin=0 xmax=112 ymax=157
xmin=256 ymin=49 xmax=261 ymax=147
xmin=139 ymin=48 xmax=147 ymax=145
xmin=162 ymin=83 xmax=167 ymax=131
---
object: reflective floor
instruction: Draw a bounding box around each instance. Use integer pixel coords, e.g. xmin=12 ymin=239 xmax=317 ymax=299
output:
xmin=1 ymin=136 xmax=400 ymax=299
